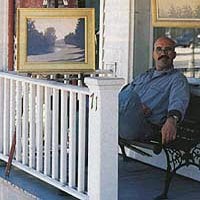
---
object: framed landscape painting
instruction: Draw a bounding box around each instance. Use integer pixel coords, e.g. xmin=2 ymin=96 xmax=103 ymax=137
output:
xmin=17 ymin=8 xmax=95 ymax=73
xmin=152 ymin=0 xmax=200 ymax=27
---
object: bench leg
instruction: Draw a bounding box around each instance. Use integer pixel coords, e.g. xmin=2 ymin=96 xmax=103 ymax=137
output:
xmin=119 ymin=142 xmax=129 ymax=161
xmin=163 ymin=169 xmax=174 ymax=197
xmin=154 ymin=147 xmax=179 ymax=200
xmin=154 ymin=166 xmax=174 ymax=200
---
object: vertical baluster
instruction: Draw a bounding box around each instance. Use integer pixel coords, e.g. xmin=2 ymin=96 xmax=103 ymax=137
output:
xmin=0 ymin=78 xmax=4 ymax=153
xmin=44 ymin=87 xmax=52 ymax=176
xmin=52 ymin=89 xmax=59 ymax=179
xmin=9 ymin=79 xmax=16 ymax=149
xmin=16 ymin=81 xmax=22 ymax=162
xmin=77 ymin=94 xmax=86 ymax=192
xmin=3 ymin=78 xmax=10 ymax=155
xmin=69 ymin=91 xmax=77 ymax=187
xmin=36 ymin=85 xmax=43 ymax=172
xmin=29 ymin=84 xmax=36 ymax=168
xmin=22 ymin=82 xmax=29 ymax=165
xmin=60 ymin=90 xmax=68 ymax=184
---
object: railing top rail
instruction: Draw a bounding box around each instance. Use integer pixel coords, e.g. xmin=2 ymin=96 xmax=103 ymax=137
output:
xmin=0 ymin=72 xmax=90 ymax=95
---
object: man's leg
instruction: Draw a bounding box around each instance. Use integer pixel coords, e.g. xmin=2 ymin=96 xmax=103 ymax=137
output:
xmin=119 ymin=86 xmax=153 ymax=141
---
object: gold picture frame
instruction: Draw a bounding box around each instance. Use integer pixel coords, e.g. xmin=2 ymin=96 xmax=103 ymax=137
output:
xmin=152 ymin=0 xmax=200 ymax=27
xmin=17 ymin=8 xmax=95 ymax=73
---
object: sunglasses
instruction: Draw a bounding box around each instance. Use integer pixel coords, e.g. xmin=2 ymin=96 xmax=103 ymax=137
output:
xmin=155 ymin=46 xmax=175 ymax=54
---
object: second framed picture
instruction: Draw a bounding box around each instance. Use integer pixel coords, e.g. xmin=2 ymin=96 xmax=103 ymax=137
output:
xmin=152 ymin=0 xmax=200 ymax=27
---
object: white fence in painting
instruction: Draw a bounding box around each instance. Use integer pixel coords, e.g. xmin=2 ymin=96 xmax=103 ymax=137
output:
xmin=0 ymin=72 xmax=124 ymax=200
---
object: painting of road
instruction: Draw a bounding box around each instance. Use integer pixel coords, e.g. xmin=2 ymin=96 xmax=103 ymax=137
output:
xmin=27 ymin=18 xmax=85 ymax=63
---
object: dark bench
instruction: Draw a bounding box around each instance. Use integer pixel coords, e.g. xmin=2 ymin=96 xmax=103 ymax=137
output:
xmin=119 ymin=94 xmax=200 ymax=200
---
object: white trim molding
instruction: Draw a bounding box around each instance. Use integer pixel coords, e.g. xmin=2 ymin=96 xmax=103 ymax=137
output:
xmin=0 ymin=0 xmax=8 ymax=71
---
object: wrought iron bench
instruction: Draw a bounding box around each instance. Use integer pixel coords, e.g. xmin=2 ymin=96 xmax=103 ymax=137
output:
xmin=119 ymin=94 xmax=200 ymax=200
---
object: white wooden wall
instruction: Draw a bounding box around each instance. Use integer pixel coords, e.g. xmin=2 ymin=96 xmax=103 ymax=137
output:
xmin=99 ymin=0 xmax=135 ymax=83
xmin=0 ymin=1 xmax=8 ymax=71
xmin=99 ymin=0 xmax=154 ymax=82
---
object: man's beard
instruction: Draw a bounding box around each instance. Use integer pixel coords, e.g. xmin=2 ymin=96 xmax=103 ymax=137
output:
xmin=157 ymin=55 xmax=172 ymax=70
xmin=159 ymin=55 xmax=170 ymax=64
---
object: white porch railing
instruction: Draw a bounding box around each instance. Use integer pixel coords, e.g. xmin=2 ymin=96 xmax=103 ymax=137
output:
xmin=0 ymin=72 xmax=124 ymax=200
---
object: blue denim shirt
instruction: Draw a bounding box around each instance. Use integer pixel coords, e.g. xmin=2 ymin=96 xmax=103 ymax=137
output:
xmin=131 ymin=68 xmax=190 ymax=125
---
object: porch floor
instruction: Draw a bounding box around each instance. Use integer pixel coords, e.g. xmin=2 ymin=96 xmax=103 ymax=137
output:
xmin=119 ymin=155 xmax=200 ymax=200
xmin=0 ymin=157 xmax=200 ymax=200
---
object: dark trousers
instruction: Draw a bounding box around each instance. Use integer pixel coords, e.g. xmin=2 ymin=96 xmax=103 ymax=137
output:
xmin=119 ymin=86 xmax=153 ymax=141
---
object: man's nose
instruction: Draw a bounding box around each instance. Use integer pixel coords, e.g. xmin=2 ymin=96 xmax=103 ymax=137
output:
xmin=160 ymin=49 xmax=168 ymax=55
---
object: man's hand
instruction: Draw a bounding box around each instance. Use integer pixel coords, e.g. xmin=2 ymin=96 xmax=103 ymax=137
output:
xmin=161 ymin=117 xmax=177 ymax=144
xmin=141 ymin=104 xmax=152 ymax=117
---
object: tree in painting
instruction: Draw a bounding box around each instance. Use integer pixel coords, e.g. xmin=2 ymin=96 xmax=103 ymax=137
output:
xmin=168 ymin=4 xmax=200 ymax=18
xmin=27 ymin=20 xmax=57 ymax=55
xmin=195 ymin=5 xmax=200 ymax=18
xmin=44 ymin=27 xmax=57 ymax=52
xmin=64 ymin=19 xmax=85 ymax=49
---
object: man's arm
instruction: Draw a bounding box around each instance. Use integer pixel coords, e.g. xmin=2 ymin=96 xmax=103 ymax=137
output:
xmin=161 ymin=74 xmax=190 ymax=144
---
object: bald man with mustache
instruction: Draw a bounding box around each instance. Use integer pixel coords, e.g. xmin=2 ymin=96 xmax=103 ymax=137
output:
xmin=119 ymin=37 xmax=190 ymax=144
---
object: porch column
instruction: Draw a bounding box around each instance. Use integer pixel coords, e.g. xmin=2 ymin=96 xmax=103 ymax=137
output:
xmin=85 ymin=77 xmax=124 ymax=200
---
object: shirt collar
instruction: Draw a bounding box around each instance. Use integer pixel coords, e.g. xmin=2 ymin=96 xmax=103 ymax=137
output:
xmin=148 ymin=67 xmax=177 ymax=79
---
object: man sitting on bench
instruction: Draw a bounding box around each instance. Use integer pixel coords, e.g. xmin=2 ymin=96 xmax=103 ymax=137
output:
xmin=119 ymin=37 xmax=190 ymax=145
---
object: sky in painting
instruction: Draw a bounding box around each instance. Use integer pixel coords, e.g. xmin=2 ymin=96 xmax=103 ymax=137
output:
xmin=32 ymin=18 xmax=79 ymax=40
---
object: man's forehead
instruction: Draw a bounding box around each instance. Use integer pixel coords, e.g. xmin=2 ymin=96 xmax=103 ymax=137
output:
xmin=155 ymin=38 xmax=175 ymax=47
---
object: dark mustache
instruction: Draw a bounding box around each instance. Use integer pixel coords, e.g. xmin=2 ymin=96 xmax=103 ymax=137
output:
xmin=158 ymin=55 xmax=169 ymax=60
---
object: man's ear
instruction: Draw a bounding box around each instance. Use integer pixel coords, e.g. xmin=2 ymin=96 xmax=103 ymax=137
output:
xmin=152 ymin=50 xmax=156 ymax=59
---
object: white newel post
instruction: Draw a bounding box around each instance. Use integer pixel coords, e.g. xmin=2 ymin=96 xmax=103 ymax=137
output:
xmin=85 ymin=77 xmax=124 ymax=200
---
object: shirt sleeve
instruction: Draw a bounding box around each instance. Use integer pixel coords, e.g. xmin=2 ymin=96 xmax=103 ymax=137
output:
xmin=168 ymin=74 xmax=190 ymax=121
